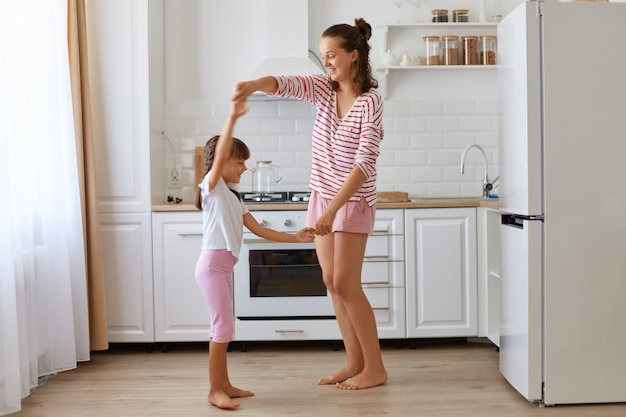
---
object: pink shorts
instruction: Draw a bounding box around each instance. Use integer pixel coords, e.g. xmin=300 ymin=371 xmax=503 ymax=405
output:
xmin=195 ymin=249 xmax=237 ymax=343
xmin=305 ymin=190 xmax=375 ymax=234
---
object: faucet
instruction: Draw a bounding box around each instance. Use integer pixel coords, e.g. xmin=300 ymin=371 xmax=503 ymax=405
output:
xmin=460 ymin=144 xmax=494 ymax=198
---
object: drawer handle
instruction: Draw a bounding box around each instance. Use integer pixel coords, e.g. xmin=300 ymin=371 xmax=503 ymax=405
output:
xmin=364 ymin=255 xmax=390 ymax=260
xmin=372 ymin=307 xmax=390 ymax=311
xmin=177 ymin=233 xmax=203 ymax=237
xmin=274 ymin=329 xmax=305 ymax=333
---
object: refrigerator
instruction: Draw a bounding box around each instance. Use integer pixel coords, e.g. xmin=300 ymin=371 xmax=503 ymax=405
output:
xmin=497 ymin=1 xmax=626 ymax=406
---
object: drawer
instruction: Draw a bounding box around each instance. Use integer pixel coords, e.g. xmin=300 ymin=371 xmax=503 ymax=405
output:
xmin=234 ymin=319 xmax=341 ymax=341
xmin=362 ymin=260 xmax=405 ymax=287
xmin=364 ymin=287 xmax=406 ymax=339
xmin=365 ymin=235 xmax=404 ymax=260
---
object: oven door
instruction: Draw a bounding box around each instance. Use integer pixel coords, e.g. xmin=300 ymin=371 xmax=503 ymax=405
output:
xmin=233 ymin=236 xmax=335 ymax=319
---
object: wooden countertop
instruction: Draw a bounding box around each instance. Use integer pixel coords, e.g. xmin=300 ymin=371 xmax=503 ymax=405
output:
xmin=152 ymin=198 xmax=499 ymax=212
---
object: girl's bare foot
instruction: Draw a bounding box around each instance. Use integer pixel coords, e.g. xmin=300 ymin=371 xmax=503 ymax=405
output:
xmin=336 ymin=369 xmax=388 ymax=390
xmin=317 ymin=368 xmax=359 ymax=385
xmin=208 ymin=391 xmax=239 ymax=410
xmin=224 ymin=385 xmax=254 ymax=398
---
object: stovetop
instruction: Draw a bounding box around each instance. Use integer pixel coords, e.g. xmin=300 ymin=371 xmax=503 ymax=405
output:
xmin=241 ymin=191 xmax=311 ymax=204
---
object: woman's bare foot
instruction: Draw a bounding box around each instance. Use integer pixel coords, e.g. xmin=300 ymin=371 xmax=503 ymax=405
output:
xmin=317 ymin=368 xmax=359 ymax=385
xmin=336 ymin=369 xmax=388 ymax=390
xmin=208 ymin=391 xmax=239 ymax=410
xmin=224 ymin=385 xmax=254 ymax=398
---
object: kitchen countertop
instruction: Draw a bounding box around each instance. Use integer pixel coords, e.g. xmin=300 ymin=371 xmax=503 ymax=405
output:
xmin=152 ymin=198 xmax=499 ymax=212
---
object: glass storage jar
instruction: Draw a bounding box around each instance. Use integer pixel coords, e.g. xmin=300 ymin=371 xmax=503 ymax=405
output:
xmin=452 ymin=9 xmax=469 ymax=22
xmin=461 ymin=36 xmax=479 ymax=65
xmin=441 ymin=36 xmax=459 ymax=65
xmin=479 ymin=35 xmax=497 ymax=65
xmin=422 ymin=36 xmax=441 ymax=65
xmin=431 ymin=9 xmax=448 ymax=22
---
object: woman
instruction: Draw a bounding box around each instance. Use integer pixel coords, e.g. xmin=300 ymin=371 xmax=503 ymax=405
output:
xmin=232 ymin=17 xmax=385 ymax=390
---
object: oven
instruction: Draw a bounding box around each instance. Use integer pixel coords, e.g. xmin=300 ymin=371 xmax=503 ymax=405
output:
xmin=233 ymin=208 xmax=335 ymax=320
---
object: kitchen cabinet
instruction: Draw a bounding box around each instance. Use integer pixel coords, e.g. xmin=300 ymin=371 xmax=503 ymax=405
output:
xmin=86 ymin=0 xmax=153 ymax=342
xmin=153 ymin=209 xmax=405 ymax=342
xmin=375 ymin=22 xmax=497 ymax=98
xmin=476 ymin=207 xmax=501 ymax=347
xmin=405 ymin=208 xmax=477 ymax=338
xmin=152 ymin=212 xmax=214 ymax=342
xmin=100 ymin=213 xmax=154 ymax=342
xmin=362 ymin=209 xmax=406 ymax=339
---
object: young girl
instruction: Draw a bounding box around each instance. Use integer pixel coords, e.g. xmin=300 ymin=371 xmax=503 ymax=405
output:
xmin=194 ymin=101 xmax=315 ymax=410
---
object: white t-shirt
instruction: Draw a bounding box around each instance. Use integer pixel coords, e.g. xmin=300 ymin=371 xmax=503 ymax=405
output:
xmin=199 ymin=173 xmax=249 ymax=259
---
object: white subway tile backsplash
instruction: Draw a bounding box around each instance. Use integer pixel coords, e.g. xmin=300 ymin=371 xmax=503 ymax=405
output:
xmin=428 ymin=116 xmax=460 ymax=132
xmin=261 ymin=118 xmax=296 ymax=134
xmin=410 ymin=99 xmax=443 ymax=115
xmin=163 ymin=97 xmax=499 ymax=200
xmin=443 ymin=99 xmax=476 ymax=115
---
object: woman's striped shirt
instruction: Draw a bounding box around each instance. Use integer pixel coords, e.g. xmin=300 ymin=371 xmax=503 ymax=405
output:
xmin=270 ymin=74 xmax=383 ymax=206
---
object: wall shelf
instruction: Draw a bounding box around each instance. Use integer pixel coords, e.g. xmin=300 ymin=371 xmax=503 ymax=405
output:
xmin=375 ymin=22 xmax=499 ymax=98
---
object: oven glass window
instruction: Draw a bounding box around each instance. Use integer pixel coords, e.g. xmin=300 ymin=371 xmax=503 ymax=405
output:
xmin=248 ymin=249 xmax=326 ymax=297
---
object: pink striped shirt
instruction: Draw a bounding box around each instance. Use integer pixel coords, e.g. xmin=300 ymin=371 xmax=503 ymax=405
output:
xmin=270 ymin=74 xmax=383 ymax=206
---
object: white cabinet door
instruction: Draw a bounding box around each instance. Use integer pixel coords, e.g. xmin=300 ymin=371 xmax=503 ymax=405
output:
xmin=405 ymin=208 xmax=477 ymax=337
xmin=152 ymin=212 xmax=213 ymax=342
xmin=101 ymin=213 xmax=154 ymax=342
xmin=86 ymin=0 xmax=151 ymax=214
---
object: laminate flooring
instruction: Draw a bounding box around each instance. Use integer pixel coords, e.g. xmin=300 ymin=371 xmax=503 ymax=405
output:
xmin=12 ymin=339 xmax=626 ymax=417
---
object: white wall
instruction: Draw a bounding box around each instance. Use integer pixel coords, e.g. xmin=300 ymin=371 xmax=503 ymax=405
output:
xmin=154 ymin=0 xmax=525 ymax=203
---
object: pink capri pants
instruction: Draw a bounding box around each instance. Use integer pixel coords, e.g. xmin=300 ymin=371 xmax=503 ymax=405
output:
xmin=195 ymin=249 xmax=237 ymax=343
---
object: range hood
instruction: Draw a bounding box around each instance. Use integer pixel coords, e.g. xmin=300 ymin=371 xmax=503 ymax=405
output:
xmin=248 ymin=0 xmax=325 ymax=100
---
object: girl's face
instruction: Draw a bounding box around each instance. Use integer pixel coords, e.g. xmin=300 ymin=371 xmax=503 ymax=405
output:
xmin=222 ymin=158 xmax=247 ymax=184
xmin=319 ymin=36 xmax=357 ymax=85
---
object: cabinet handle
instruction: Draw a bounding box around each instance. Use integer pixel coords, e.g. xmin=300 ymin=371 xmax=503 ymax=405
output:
xmin=177 ymin=233 xmax=203 ymax=237
xmin=372 ymin=307 xmax=389 ymax=311
xmin=364 ymin=255 xmax=390 ymax=260
xmin=274 ymin=329 xmax=305 ymax=333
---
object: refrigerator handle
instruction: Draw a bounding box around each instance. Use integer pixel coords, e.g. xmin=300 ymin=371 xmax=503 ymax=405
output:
xmin=501 ymin=214 xmax=544 ymax=229
xmin=502 ymin=214 xmax=524 ymax=229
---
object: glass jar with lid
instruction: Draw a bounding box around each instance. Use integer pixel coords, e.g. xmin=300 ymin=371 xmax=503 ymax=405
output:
xmin=479 ymin=35 xmax=497 ymax=65
xmin=441 ymin=36 xmax=459 ymax=65
xmin=423 ymin=36 xmax=441 ymax=65
xmin=431 ymin=9 xmax=448 ymax=23
xmin=452 ymin=9 xmax=469 ymax=23
xmin=461 ymin=36 xmax=479 ymax=65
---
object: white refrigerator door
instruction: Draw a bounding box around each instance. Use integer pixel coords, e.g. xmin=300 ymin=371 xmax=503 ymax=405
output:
xmin=497 ymin=2 xmax=542 ymax=217
xmin=499 ymin=217 xmax=543 ymax=403
xmin=541 ymin=1 xmax=626 ymax=405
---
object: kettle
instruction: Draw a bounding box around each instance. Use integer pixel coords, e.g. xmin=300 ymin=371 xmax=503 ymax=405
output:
xmin=251 ymin=160 xmax=282 ymax=193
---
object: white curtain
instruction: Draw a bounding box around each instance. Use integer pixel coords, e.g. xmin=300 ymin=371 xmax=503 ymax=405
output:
xmin=0 ymin=0 xmax=91 ymax=414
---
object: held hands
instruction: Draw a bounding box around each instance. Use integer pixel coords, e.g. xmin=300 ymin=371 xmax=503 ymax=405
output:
xmin=295 ymin=227 xmax=316 ymax=243
xmin=232 ymin=81 xmax=255 ymax=104
xmin=229 ymin=100 xmax=249 ymax=119
xmin=314 ymin=209 xmax=337 ymax=236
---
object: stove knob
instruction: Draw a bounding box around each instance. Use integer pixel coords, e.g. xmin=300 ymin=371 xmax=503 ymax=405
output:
xmin=291 ymin=196 xmax=300 ymax=202
xmin=284 ymin=219 xmax=292 ymax=227
xmin=260 ymin=220 xmax=267 ymax=227
xmin=303 ymin=195 xmax=310 ymax=202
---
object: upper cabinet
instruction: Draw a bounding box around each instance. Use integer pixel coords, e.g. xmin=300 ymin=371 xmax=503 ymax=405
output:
xmin=86 ymin=0 xmax=151 ymax=214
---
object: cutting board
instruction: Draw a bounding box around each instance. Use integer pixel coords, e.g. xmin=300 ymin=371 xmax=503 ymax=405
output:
xmin=195 ymin=147 xmax=204 ymax=187
xmin=377 ymin=191 xmax=409 ymax=203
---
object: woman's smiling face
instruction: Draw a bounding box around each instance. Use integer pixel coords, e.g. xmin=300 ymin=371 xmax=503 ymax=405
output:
xmin=319 ymin=36 xmax=357 ymax=84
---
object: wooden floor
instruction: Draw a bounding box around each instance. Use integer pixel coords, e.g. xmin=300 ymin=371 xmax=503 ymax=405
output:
xmin=12 ymin=339 xmax=626 ymax=417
